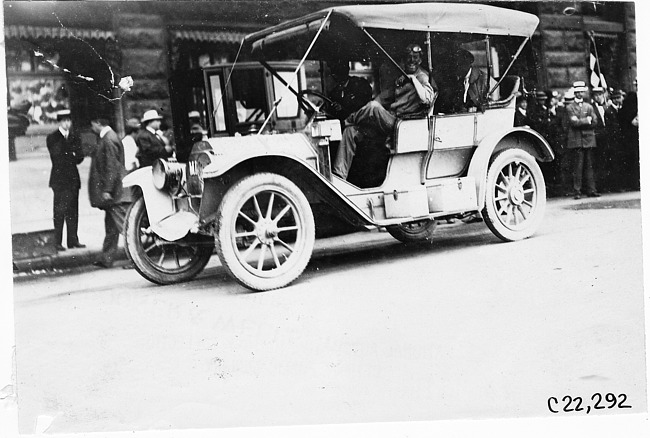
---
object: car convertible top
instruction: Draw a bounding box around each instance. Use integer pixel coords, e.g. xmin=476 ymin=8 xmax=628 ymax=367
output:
xmin=245 ymin=2 xmax=539 ymax=60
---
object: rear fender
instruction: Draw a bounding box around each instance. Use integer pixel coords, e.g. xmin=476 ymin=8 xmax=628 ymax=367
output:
xmin=468 ymin=128 xmax=554 ymax=210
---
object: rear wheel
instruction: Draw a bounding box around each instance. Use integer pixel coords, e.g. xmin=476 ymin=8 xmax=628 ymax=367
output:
xmin=215 ymin=173 xmax=315 ymax=291
xmin=386 ymin=219 xmax=437 ymax=243
xmin=124 ymin=197 xmax=214 ymax=284
xmin=482 ymin=149 xmax=546 ymax=241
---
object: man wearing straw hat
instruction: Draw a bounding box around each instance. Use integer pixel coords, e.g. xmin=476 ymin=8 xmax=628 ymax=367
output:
xmin=135 ymin=109 xmax=173 ymax=168
xmin=46 ymin=109 xmax=86 ymax=251
xmin=566 ymin=80 xmax=600 ymax=199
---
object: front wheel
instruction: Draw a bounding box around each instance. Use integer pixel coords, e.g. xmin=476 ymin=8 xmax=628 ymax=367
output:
xmin=482 ymin=149 xmax=546 ymax=241
xmin=215 ymin=173 xmax=315 ymax=291
xmin=124 ymin=197 xmax=214 ymax=284
xmin=386 ymin=219 xmax=437 ymax=243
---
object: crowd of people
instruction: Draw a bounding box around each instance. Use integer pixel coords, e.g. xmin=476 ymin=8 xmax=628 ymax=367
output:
xmin=514 ymin=79 xmax=639 ymax=199
xmin=45 ymin=108 xmax=201 ymax=268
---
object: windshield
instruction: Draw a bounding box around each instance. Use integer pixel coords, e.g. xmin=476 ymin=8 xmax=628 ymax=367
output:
xmin=273 ymin=71 xmax=300 ymax=118
xmin=205 ymin=62 xmax=319 ymax=136
xmin=232 ymin=69 xmax=268 ymax=125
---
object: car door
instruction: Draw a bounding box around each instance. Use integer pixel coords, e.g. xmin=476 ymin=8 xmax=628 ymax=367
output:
xmin=423 ymin=113 xmax=476 ymax=181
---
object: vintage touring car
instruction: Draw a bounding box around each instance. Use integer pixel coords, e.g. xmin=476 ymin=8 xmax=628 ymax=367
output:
xmin=123 ymin=2 xmax=553 ymax=291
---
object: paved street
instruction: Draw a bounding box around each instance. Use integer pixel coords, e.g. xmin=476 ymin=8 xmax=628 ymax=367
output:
xmin=11 ymin=192 xmax=646 ymax=435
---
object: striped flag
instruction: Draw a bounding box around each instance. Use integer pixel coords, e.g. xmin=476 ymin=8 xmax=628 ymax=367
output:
xmin=588 ymin=33 xmax=608 ymax=89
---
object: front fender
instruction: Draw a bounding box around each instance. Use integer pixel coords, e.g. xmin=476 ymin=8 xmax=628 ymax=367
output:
xmin=468 ymin=127 xmax=554 ymax=210
xmin=123 ymin=167 xmax=193 ymax=240
xmin=201 ymin=133 xmax=318 ymax=178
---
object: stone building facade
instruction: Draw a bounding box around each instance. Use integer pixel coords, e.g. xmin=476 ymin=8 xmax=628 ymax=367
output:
xmin=3 ymin=1 xmax=637 ymax=138
xmin=534 ymin=1 xmax=636 ymax=91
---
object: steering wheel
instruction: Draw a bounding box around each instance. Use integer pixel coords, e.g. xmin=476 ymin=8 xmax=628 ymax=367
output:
xmin=297 ymin=89 xmax=335 ymax=115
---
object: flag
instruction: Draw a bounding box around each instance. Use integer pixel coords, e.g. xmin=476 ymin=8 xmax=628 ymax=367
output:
xmin=589 ymin=33 xmax=608 ymax=89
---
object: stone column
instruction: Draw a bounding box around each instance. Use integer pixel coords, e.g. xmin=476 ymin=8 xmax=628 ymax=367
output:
xmin=112 ymin=13 xmax=171 ymax=124
xmin=623 ymin=3 xmax=637 ymax=89
xmin=537 ymin=12 xmax=587 ymax=91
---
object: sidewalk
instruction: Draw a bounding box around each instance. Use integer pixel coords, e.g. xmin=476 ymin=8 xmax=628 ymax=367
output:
xmin=10 ymin=134 xmax=118 ymax=274
xmin=9 ymin=134 xmax=643 ymax=276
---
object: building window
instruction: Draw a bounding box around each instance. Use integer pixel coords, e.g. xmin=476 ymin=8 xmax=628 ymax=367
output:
xmin=5 ymin=40 xmax=59 ymax=73
xmin=5 ymin=40 xmax=69 ymax=125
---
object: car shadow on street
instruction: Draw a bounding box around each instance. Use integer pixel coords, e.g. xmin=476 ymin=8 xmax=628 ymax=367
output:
xmin=302 ymin=226 xmax=497 ymax=279
xmin=158 ymin=224 xmax=506 ymax=294
xmin=186 ymin=224 xmax=499 ymax=293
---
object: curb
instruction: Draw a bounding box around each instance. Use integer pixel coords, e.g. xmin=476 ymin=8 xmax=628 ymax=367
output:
xmin=13 ymin=247 xmax=128 ymax=274
xmin=13 ymin=223 xmax=459 ymax=274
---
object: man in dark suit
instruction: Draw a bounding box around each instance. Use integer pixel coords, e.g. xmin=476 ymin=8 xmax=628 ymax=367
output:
xmin=619 ymin=78 xmax=639 ymax=190
xmin=88 ymin=117 xmax=132 ymax=268
xmin=513 ymin=94 xmax=531 ymax=127
xmin=135 ymin=109 xmax=173 ymax=168
xmin=325 ymin=58 xmax=372 ymax=122
xmin=452 ymin=49 xmax=487 ymax=113
xmin=46 ymin=109 xmax=85 ymax=251
xmin=591 ymin=86 xmax=622 ymax=192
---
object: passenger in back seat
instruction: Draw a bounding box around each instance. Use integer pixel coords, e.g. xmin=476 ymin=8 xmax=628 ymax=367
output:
xmin=332 ymin=44 xmax=437 ymax=180
xmin=450 ymin=49 xmax=487 ymax=113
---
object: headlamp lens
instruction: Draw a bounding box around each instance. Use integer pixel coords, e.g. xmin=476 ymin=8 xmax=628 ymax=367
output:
xmin=152 ymin=158 xmax=184 ymax=194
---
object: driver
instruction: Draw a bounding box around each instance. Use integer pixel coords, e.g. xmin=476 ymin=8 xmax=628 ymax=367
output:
xmin=333 ymin=43 xmax=436 ymax=180
xmin=325 ymin=59 xmax=372 ymax=122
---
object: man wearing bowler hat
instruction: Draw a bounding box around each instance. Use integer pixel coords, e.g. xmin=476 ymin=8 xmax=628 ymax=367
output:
xmin=566 ymin=80 xmax=600 ymax=199
xmin=135 ymin=109 xmax=173 ymax=168
xmin=46 ymin=109 xmax=86 ymax=251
